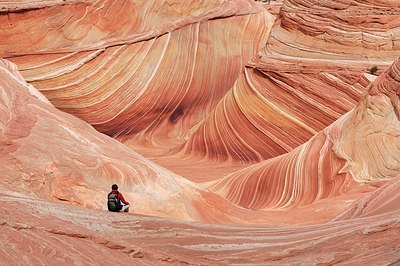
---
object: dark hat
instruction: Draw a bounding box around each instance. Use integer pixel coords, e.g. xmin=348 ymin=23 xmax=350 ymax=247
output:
xmin=111 ymin=184 xmax=118 ymax=190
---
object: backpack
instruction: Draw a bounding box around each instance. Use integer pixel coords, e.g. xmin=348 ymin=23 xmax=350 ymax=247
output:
xmin=107 ymin=191 xmax=122 ymax=212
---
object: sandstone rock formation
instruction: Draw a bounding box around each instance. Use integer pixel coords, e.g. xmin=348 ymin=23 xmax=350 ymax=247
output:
xmin=179 ymin=0 xmax=400 ymax=165
xmin=3 ymin=57 xmax=329 ymax=226
xmin=1 ymin=177 xmax=399 ymax=265
xmin=210 ymin=58 xmax=400 ymax=211
xmin=0 ymin=58 xmax=262 ymax=224
xmin=1 ymin=0 xmax=400 ymax=264
xmin=2 ymin=0 xmax=274 ymax=154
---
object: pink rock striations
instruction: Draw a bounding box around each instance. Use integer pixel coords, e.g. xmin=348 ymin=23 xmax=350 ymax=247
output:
xmin=2 ymin=56 xmax=366 ymax=226
xmin=0 ymin=0 xmax=400 ymax=264
xmin=333 ymin=174 xmax=400 ymax=220
xmin=210 ymin=58 xmax=400 ymax=211
xmin=1 ymin=0 xmax=274 ymax=154
xmin=0 ymin=58 xmax=281 ymax=225
xmin=180 ymin=0 xmax=400 ymax=164
xmin=1 ymin=0 xmax=268 ymax=55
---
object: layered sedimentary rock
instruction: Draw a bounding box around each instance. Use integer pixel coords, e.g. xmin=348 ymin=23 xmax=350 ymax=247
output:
xmin=2 ymin=0 xmax=273 ymax=153
xmin=1 ymin=181 xmax=399 ymax=265
xmin=2 ymin=57 xmax=352 ymax=225
xmin=210 ymin=58 xmax=400 ymax=210
xmin=1 ymin=0 xmax=268 ymax=55
xmin=180 ymin=0 xmax=400 ymax=163
xmin=1 ymin=0 xmax=400 ymax=264
xmin=334 ymin=174 xmax=400 ymax=220
xmin=0 ymin=58 xmax=274 ymax=224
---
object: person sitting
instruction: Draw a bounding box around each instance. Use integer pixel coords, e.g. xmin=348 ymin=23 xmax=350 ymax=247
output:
xmin=107 ymin=184 xmax=130 ymax=212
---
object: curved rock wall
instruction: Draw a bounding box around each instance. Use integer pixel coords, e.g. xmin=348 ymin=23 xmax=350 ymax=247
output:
xmin=0 ymin=58 xmax=263 ymax=224
xmin=181 ymin=0 xmax=400 ymax=163
xmin=210 ymin=58 xmax=400 ymax=209
xmin=1 ymin=0 xmax=400 ymax=263
xmin=2 ymin=0 xmax=273 ymax=151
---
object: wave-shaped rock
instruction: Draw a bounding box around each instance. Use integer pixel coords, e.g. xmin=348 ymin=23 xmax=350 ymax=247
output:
xmin=1 ymin=0 xmax=400 ymax=264
xmin=0 ymin=58 xmax=277 ymax=225
xmin=210 ymin=58 xmax=400 ymax=210
xmin=2 ymin=0 xmax=273 ymax=155
xmin=180 ymin=0 xmax=400 ymax=163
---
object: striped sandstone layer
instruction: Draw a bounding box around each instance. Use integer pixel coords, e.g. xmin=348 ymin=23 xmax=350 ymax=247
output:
xmin=210 ymin=58 xmax=400 ymax=210
xmin=0 ymin=58 xmax=281 ymax=225
xmin=1 ymin=0 xmax=400 ymax=264
xmin=2 ymin=0 xmax=273 ymax=155
xmin=179 ymin=0 xmax=400 ymax=167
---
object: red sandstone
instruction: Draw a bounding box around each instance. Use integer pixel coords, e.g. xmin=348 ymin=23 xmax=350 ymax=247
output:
xmin=1 ymin=0 xmax=400 ymax=265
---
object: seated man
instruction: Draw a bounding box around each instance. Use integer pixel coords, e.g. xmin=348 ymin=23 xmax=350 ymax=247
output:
xmin=107 ymin=184 xmax=130 ymax=212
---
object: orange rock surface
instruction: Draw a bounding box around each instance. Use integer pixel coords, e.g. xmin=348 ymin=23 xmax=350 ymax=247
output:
xmin=180 ymin=0 xmax=400 ymax=166
xmin=0 ymin=58 xmax=283 ymax=225
xmin=210 ymin=58 xmax=400 ymax=210
xmin=1 ymin=0 xmax=400 ymax=264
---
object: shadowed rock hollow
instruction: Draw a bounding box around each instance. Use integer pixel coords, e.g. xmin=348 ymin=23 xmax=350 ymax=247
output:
xmin=1 ymin=0 xmax=400 ymax=265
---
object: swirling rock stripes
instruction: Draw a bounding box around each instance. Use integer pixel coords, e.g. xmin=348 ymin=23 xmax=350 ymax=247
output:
xmin=179 ymin=0 xmax=400 ymax=164
xmin=0 ymin=0 xmax=400 ymax=263
xmin=180 ymin=62 xmax=370 ymax=163
xmin=2 ymin=57 xmax=374 ymax=224
xmin=209 ymin=123 xmax=369 ymax=210
xmin=5 ymin=1 xmax=273 ymax=149
xmin=0 ymin=58 xmax=258 ymax=223
xmin=0 ymin=0 xmax=267 ymax=56
xmin=210 ymin=58 xmax=400 ymax=210
xmin=3 ymin=58 xmax=320 ymax=225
